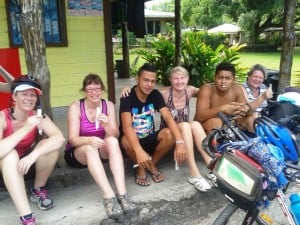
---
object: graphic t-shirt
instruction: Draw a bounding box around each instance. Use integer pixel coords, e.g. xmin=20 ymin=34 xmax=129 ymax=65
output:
xmin=119 ymin=86 xmax=166 ymax=139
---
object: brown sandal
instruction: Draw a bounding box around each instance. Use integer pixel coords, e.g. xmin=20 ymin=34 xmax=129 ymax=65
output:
xmin=135 ymin=175 xmax=150 ymax=186
xmin=149 ymin=171 xmax=165 ymax=183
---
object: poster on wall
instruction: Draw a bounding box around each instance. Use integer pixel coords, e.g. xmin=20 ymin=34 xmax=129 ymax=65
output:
xmin=67 ymin=0 xmax=103 ymax=16
xmin=5 ymin=0 xmax=68 ymax=47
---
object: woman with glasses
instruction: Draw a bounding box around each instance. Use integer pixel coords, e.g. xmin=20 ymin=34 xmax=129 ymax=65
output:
xmin=64 ymin=73 xmax=136 ymax=219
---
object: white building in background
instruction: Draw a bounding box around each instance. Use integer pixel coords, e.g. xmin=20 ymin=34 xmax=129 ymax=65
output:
xmin=144 ymin=9 xmax=174 ymax=35
xmin=208 ymin=23 xmax=243 ymax=45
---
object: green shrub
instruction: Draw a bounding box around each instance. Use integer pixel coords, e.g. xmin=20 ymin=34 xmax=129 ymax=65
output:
xmin=220 ymin=43 xmax=248 ymax=83
xmin=181 ymin=33 xmax=220 ymax=87
xmin=182 ymin=31 xmax=227 ymax=50
xmin=135 ymin=35 xmax=175 ymax=85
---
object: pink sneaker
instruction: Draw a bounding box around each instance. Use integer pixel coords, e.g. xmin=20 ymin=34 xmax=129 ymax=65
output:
xmin=20 ymin=214 xmax=36 ymax=225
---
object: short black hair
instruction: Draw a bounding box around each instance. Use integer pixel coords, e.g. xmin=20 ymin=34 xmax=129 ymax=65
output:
xmin=137 ymin=63 xmax=156 ymax=77
xmin=215 ymin=62 xmax=236 ymax=77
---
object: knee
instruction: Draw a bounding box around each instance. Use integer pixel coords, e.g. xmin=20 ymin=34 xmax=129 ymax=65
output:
xmin=179 ymin=122 xmax=191 ymax=131
xmin=105 ymin=136 xmax=119 ymax=146
xmin=161 ymin=128 xmax=174 ymax=143
xmin=1 ymin=150 xmax=19 ymax=166
xmin=203 ymin=118 xmax=222 ymax=134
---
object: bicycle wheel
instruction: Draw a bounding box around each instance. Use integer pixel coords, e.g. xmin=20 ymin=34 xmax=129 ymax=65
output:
xmin=212 ymin=202 xmax=265 ymax=225
xmin=212 ymin=202 xmax=238 ymax=225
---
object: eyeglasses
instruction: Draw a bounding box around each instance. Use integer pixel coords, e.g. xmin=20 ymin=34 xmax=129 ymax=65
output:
xmin=85 ymin=88 xmax=102 ymax=93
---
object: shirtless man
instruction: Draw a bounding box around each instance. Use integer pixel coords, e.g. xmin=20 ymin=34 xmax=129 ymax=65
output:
xmin=194 ymin=62 xmax=253 ymax=134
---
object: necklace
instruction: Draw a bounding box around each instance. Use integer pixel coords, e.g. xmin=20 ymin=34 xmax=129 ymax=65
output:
xmin=250 ymin=87 xmax=260 ymax=97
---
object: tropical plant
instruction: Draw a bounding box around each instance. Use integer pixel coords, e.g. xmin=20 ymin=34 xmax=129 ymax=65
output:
xmin=135 ymin=35 xmax=175 ymax=85
xmin=181 ymin=32 xmax=220 ymax=87
xmin=134 ymin=33 xmax=247 ymax=86
xmin=219 ymin=43 xmax=248 ymax=83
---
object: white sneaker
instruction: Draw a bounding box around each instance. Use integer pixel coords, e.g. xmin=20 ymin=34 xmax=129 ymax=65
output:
xmin=188 ymin=176 xmax=211 ymax=192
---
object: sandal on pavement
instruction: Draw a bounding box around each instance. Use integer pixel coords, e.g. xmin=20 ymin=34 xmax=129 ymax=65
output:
xmin=206 ymin=171 xmax=218 ymax=187
xmin=149 ymin=171 xmax=165 ymax=183
xmin=103 ymin=197 xmax=123 ymax=218
xmin=135 ymin=175 xmax=151 ymax=187
xmin=188 ymin=176 xmax=211 ymax=192
xmin=117 ymin=193 xmax=137 ymax=212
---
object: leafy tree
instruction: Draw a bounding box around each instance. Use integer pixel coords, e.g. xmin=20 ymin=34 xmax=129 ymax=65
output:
xmin=181 ymin=0 xmax=300 ymax=46
xmin=237 ymin=0 xmax=284 ymax=45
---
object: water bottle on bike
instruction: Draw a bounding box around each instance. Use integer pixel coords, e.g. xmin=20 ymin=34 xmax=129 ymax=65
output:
xmin=290 ymin=193 xmax=300 ymax=225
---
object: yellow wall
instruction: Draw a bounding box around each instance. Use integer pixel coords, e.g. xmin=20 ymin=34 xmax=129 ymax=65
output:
xmin=0 ymin=1 xmax=107 ymax=107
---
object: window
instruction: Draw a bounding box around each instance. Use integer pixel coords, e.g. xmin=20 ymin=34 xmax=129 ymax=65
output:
xmin=5 ymin=0 xmax=68 ymax=47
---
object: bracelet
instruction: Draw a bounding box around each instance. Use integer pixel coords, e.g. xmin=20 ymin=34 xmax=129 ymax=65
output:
xmin=176 ymin=140 xmax=185 ymax=144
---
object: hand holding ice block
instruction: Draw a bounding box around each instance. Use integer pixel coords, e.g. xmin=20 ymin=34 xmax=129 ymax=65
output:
xmin=95 ymin=107 xmax=101 ymax=130
xmin=37 ymin=108 xmax=43 ymax=135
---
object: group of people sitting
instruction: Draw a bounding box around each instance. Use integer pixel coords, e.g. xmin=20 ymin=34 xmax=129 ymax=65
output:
xmin=0 ymin=62 xmax=273 ymax=225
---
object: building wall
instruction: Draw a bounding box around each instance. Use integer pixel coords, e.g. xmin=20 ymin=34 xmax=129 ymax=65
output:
xmin=0 ymin=1 xmax=107 ymax=107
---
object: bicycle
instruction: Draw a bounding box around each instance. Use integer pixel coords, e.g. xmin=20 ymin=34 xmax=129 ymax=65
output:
xmin=202 ymin=112 xmax=300 ymax=225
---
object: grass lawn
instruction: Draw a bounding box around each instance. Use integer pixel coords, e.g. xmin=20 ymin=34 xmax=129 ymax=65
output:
xmin=240 ymin=47 xmax=300 ymax=86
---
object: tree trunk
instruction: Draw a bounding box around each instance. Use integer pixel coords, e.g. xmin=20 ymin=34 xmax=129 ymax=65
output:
xmin=279 ymin=0 xmax=297 ymax=94
xmin=18 ymin=0 xmax=52 ymax=118
xmin=174 ymin=0 xmax=181 ymax=66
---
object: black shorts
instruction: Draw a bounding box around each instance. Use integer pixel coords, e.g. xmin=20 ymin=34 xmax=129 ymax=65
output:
xmin=64 ymin=148 xmax=87 ymax=169
xmin=136 ymin=131 xmax=160 ymax=156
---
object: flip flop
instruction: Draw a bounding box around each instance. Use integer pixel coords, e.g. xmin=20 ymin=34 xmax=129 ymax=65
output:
xmin=135 ymin=175 xmax=151 ymax=186
xmin=149 ymin=171 xmax=165 ymax=183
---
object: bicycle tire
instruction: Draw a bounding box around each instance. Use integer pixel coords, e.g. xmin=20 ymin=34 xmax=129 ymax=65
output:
xmin=212 ymin=202 xmax=238 ymax=225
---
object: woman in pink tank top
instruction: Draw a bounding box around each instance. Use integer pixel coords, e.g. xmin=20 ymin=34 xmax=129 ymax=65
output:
xmin=64 ymin=73 xmax=136 ymax=219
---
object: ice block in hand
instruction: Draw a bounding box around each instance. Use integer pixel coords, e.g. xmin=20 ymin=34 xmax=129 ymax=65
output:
xmin=95 ymin=107 xmax=101 ymax=130
xmin=37 ymin=108 xmax=43 ymax=135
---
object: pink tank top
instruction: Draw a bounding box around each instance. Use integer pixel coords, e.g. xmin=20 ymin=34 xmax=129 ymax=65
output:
xmin=2 ymin=109 xmax=37 ymax=157
xmin=65 ymin=99 xmax=107 ymax=150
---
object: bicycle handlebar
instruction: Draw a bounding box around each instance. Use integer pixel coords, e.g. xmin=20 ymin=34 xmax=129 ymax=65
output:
xmin=217 ymin=112 xmax=248 ymax=141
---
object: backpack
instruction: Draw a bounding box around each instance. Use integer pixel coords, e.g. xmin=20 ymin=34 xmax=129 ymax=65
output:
xmin=261 ymin=101 xmax=300 ymax=126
